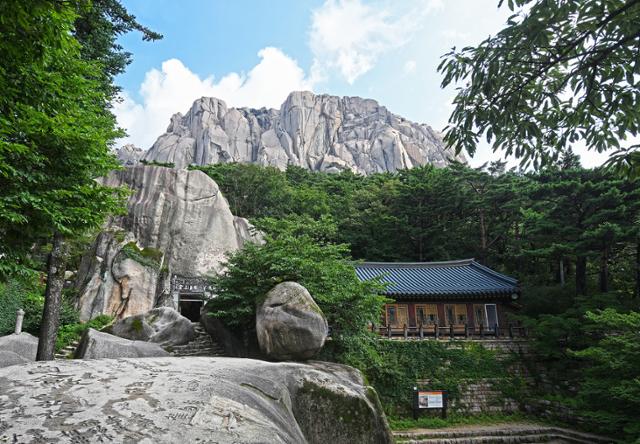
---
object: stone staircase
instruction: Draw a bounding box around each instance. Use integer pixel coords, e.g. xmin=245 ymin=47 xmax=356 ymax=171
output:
xmin=393 ymin=423 xmax=614 ymax=444
xmin=54 ymin=340 xmax=79 ymax=360
xmin=165 ymin=322 xmax=226 ymax=357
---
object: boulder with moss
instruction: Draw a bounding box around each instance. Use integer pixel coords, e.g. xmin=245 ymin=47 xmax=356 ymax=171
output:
xmin=108 ymin=307 xmax=195 ymax=346
xmin=256 ymin=282 xmax=328 ymax=361
xmin=0 ymin=357 xmax=392 ymax=443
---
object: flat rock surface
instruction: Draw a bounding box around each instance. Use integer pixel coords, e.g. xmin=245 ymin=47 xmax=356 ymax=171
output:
xmin=0 ymin=357 xmax=392 ymax=444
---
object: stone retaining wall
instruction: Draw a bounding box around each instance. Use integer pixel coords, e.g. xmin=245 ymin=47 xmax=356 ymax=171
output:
xmin=417 ymin=378 xmax=519 ymax=414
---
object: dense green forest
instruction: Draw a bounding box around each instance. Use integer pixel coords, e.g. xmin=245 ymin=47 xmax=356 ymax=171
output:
xmin=197 ymin=159 xmax=640 ymax=437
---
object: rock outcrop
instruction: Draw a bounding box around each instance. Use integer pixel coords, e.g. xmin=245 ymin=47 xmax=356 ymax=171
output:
xmin=74 ymin=165 xmax=259 ymax=321
xmin=74 ymin=328 xmax=170 ymax=359
xmin=143 ymin=91 xmax=460 ymax=174
xmin=257 ymin=282 xmax=328 ymax=361
xmin=108 ymin=307 xmax=196 ymax=346
xmin=116 ymin=143 xmax=144 ymax=166
xmin=0 ymin=350 xmax=30 ymax=368
xmin=0 ymin=332 xmax=38 ymax=362
xmin=0 ymin=357 xmax=392 ymax=444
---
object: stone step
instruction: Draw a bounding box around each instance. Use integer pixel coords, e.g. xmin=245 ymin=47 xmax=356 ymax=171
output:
xmin=393 ymin=424 xmax=611 ymax=444
xmin=165 ymin=322 xmax=226 ymax=357
xmin=54 ymin=341 xmax=80 ymax=360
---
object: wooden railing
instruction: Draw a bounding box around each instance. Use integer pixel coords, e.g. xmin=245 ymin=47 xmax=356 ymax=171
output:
xmin=372 ymin=323 xmax=527 ymax=340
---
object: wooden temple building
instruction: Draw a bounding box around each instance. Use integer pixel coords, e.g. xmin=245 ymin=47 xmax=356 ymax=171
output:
xmin=355 ymin=259 xmax=524 ymax=338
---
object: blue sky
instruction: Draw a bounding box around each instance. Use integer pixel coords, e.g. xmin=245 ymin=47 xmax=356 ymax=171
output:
xmin=114 ymin=0 xmax=608 ymax=167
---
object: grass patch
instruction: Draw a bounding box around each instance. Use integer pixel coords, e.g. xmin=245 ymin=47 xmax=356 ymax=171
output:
xmin=119 ymin=242 xmax=163 ymax=269
xmin=55 ymin=315 xmax=114 ymax=352
xmin=388 ymin=412 xmax=530 ymax=430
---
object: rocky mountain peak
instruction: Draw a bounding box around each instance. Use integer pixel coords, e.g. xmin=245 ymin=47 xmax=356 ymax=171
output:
xmin=140 ymin=91 xmax=462 ymax=174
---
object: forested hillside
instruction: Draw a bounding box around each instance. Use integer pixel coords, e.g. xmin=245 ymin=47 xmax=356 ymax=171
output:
xmin=196 ymin=157 xmax=640 ymax=437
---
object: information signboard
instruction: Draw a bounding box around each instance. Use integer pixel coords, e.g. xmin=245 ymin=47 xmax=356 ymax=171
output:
xmin=413 ymin=388 xmax=447 ymax=419
xmin=417 ymin=391 xmax=444 ymax=409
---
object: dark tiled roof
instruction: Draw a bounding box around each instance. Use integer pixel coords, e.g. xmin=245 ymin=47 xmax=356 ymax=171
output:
xmin=355 ymin=259 xmax=518 ymax=298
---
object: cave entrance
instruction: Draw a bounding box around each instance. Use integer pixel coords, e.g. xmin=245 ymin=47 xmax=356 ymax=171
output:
xmin=178 ymin=293 xmax=204 ymax=322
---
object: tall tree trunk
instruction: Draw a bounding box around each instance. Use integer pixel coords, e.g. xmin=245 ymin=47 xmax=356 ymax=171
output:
xmin=559 ymin=257 xmax=565 ymax=286
xmin=479 ymin=210 xmax=487 ymax=261
xmin=576 ymin=255 xmax=587 ymax=296
xmin=599 ymin=248 xmax=609 ymax=293
xmin=36 ymin=232 xmax=68 ymax=361
xmin=635 ymin=239 xmax=640 ymax=299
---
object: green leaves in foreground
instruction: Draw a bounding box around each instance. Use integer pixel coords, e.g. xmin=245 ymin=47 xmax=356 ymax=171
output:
xmin=439 ymin=0 xmax=640 ymax=174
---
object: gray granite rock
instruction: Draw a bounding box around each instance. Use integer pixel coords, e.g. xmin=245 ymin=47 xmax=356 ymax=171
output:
xmin=74 ymin=166 xmax=260 ymax=321
xmin=109 ymin=307 xmax=195 ymax=346
xmin=0 ymin=332 xmax=38 ymax=361
xmin=257 ymin=282 xmax=328 ymax=361
xmin=116 ymin=143 xmax=144 ymax=166
xmin=143 ymin=91 xmax=462 ymax=173
xmin=0 ymin=350 xmax=31 ymax=368
xmin=74 ymin=328 xmax=170 ymax=359
xmin=0 ymin=357 xmax=392 ymax=444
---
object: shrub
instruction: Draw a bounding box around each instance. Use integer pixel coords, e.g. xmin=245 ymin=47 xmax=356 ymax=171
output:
xmin=0 ymin=276 xmax=45 ymax=335
xmin=206 ymin=215 xmax=387 ymax=357
xmin=321 ymin=339 xmax=512 ymax=417
xmin=119 ymin=242 xmax=163 ymax=269
xmin=55 ymin=314 xmax=114 ymax=352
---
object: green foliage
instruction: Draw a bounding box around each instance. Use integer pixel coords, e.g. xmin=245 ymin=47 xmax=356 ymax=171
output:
xmin=388 ymin=412 xmax=528 ymax=431
xmin=0 ymin=277 xmax=45 ymax=336
xmin=0 ymin=0 xmax=128 ymax=276
xmin=73 ymin=0 xmax=162 ymax=99
xmin=0 ymin=276 xmax=78 ymax=336
xmin=206 ymin=215 xmax=388 ymax=355
xmin=140 ymin=159 xmax=175 ymax=168
xmin=571 ymin=309 xmax=640 ymax=438
xmin=439 ymin=0 xmax=640 ymax=175
xmin=55 ymin=314 xmax=113 ymax=352
xmin=358 ymin=341 xmax=509 ymax=416
xmin=130 ymin=318 xmax=144 ymax=332
xmin=119 ymin=242 xmax=163 ymax=269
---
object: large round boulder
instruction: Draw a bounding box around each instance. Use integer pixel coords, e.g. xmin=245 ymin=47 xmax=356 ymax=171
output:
xmin=256 ymin=282 xmax=328 ymax=361
xmin=108 ymin=307 xmax=196 ymax=347
xmin=74 ymin=328 xmax=169 ymax=359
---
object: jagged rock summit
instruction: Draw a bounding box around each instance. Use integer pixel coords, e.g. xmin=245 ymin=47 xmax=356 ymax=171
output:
xmin=142 ymin=91 xmax=460 ymax=174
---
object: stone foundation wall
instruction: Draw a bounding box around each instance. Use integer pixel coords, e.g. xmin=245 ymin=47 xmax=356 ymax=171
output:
xmin=417 ymin=378 xmax=519 ymax=414
xmin=414 ymin=340 xmax=529 ymax=415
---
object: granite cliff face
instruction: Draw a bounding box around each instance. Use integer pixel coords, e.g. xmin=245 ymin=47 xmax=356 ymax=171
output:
xmin=142 ymin=91 xmax=459 ymax=174
xmin=75 ymin=165 xmax=259 ymax=321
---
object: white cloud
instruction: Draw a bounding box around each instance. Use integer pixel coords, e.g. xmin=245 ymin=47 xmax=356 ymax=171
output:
xmin=113 ymin=47 xmax=313 ymax=149
xmin=403 ymin=60 xmax=417 ymax=74
xmin=309 ymin=0 xmax=437 ymax=84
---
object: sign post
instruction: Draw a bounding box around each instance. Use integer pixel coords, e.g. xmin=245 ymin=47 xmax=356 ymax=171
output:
xmin=413 ymin=387 xmax=448 ymax=419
